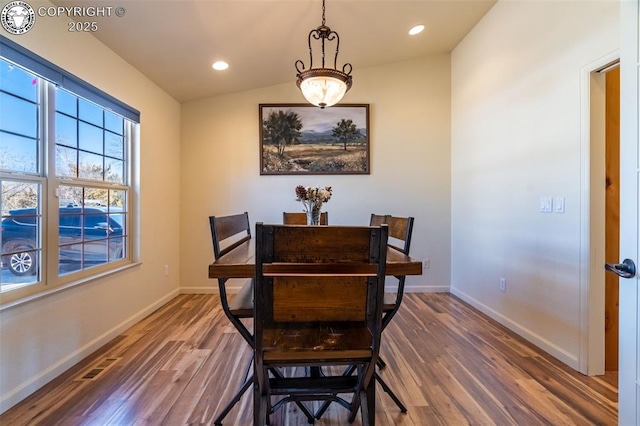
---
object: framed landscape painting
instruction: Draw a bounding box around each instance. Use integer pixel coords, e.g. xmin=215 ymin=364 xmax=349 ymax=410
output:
xmin=259 ymin=103 xmax=370 ymax=175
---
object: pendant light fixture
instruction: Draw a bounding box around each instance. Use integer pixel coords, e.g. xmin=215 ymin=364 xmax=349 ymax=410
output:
xmin=295 ymin=0 xmax=352 ymax=109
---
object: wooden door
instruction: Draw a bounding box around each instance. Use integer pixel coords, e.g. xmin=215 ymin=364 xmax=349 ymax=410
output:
xmin=604 ymin=67 xmax=619 ymax=371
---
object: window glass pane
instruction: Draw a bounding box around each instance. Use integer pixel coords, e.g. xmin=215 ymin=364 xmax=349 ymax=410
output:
xmin=105 ymin=131 xmax=123 ymax=159
xmin=1 ymin=180 xmax=41 ymax=291
xmin=105 ymin=112 xmax=123 ymax=135
xmin=0 ymin=92 xmax=37 ymax=138
xmin=0 ymin=132 xmax=38 ymax=173
xmin=78 ymin=151 xmax=103 ymax=180
xmin=56 ymin=113 xmax=77 ymax=148
xmin=78 ymin=122 xmax=103 ymax=155
xmin=55 ymin=145 xmax=77 ymax=179
xmin=56 ymin=89 xmax=77 ymax=117
xmin=1 ymin=180 xmax=39 ymax=215
xmin=110 ymin=236 xmax=125 ymax=261
xmin=83 ymin=241 xmax=109 ymax=268
xmin=59 ymin=243 xmax=83 ymax=275
xmin=109 ymin=189 xmax=126 ymax=209
xmin=78 ymin=98 xmax=102 ymax=127
xmin=105 ymin=158 xmax=124 ymax=184
xmin=109 ymin=213 xmax=125 ymax=228
xmin=84 ymin=188 xmax=107 ymax=207
xmin=0 ymin=59 xmax=37 ymax=102
xmin=84 ymin=213 xmax=110 ymax=242
xmin=58 ymin=185 xmax=82 ymax=207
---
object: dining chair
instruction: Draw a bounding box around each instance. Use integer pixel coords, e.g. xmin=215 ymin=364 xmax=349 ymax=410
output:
xmin=282 ymin=211 xmax=329 ymax=225
xmin=317 ymin=214 xmax=414 ymax=419
xmin=253 ymin=223 xmax=389 ymax=425
xmin=371 ymin=213 xmax=414 ymax=413
xmin=209 ymin=212 xmax=255 ymax=424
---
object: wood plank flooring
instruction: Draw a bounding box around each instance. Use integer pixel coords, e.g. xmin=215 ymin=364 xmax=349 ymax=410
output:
xmin=1 ymin=293 xmax=617 ymax=425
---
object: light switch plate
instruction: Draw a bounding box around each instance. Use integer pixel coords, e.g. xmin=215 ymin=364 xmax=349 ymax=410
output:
xmin=539 ymin=197 xmax=553 ymax=213
xmin=554 ymin=197 xmax=565 ymax=213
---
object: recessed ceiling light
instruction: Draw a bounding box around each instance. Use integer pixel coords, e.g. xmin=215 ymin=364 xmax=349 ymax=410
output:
xmin=212 ymin=61 xmax=229 ymax=71
xmin=409 ymin=25 xmax=425 ymax=36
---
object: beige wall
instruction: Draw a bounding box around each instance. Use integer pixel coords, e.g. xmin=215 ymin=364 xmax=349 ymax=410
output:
xmin=451 ymin=0 xmax=619 ymax=370
xmin=180 ymin=54 xmax=452 ymax=294
xmin=0 ymin=1 xmax=181 ymax=412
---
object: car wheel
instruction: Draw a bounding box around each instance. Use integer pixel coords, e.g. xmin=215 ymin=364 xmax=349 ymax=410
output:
xmin=9 ymin=249 xmax=37 ymax=276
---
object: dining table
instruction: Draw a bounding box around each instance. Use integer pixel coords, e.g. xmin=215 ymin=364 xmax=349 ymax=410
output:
xmin=208 ymin=237 xmax=423 ymax=280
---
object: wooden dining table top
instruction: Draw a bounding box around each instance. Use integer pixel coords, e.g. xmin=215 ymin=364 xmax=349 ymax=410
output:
xmin=208 ymin=238 xmax=423 ymax=279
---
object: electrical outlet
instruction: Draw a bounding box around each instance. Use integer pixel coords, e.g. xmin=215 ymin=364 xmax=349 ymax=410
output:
xmin=423 ymin=258 xmax=430 ymax=269
xmin=499 ymin=277 xmax=506 ymax=292
xmin=164 ymin=264 xmax=169 ymax=277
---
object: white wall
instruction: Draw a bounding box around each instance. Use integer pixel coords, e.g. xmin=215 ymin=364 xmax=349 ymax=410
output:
xmin=451 ymin=0 xmax=619 ymax=369
xmin=0 ymin=1 xmax=181 ymax=413
xmin=180 ymin=55 xmax=452 ymax=294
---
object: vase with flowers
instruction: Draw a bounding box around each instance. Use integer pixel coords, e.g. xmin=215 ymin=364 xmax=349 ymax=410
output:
xmin=295 ymin=185 xmax=333 ymax=225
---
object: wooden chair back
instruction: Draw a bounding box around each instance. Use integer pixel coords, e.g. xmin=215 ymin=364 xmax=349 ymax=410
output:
xmin=208 ymin=212 xmax=254 ymax=334
xmin=209 ymin=212 xmax=251 ymax=259
xmin=282 ymin=211 xmax=328 ymax=225
xmin=255 ymin=224 xmax=388 ymax=357
xmin=370 ymin=214 xmax=413 ymax=254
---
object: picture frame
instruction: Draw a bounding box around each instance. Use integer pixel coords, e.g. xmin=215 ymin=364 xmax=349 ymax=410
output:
xmin=259 ymin=103 xmax=370 ymax=175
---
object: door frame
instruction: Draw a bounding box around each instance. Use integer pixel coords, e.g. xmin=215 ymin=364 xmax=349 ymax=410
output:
xmin=579 ymin=50 xmax=619 ymax=375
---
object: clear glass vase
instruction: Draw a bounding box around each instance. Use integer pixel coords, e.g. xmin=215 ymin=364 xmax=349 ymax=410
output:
xmin=306 ymin=206 xmax=321 ymax=225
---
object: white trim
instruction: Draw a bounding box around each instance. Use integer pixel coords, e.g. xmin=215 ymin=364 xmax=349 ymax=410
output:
xmin=579 ymin=49 xmax=620 ymax=376
xmin=181 ymin=286 xmax=219 ymax=294
xmin=451 ymin=287 xmax=578 ymax=369
xmin=0 ymin=288 xmax=179 ymax=414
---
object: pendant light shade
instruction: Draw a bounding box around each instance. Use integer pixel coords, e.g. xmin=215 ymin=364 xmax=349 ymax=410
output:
xmin=295 ymin=0 xmax=352 ymax=108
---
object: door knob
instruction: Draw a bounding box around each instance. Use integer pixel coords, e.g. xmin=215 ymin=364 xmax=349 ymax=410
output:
xmin=604 ymin=258 xmax=636 ymax=279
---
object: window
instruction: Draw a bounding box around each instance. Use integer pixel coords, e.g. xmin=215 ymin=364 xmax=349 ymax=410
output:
xmin=0 ymin=37 xmax=139 ymax=303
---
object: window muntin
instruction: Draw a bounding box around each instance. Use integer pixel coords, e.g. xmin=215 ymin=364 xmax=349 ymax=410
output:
xmin=0 ymin=54 xmax=135 ymax=301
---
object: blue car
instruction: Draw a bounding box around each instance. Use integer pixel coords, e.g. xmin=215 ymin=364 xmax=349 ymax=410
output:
xmin=1 ymin=206 xmax=124 ymax=276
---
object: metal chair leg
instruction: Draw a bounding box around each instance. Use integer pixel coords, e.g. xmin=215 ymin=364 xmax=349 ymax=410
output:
xmin=377 ymin=356 xmax=387 ymax=370
xmin=214 ymin=374 xmax=254 ymax=425
xmin=314 ymin=364 xmax=357 ymax=419
xmin=374 ymin=370 xmax=407 ymax=413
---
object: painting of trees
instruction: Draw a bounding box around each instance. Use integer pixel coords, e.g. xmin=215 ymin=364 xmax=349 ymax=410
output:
xmin=262 ymin=110 xmax=303 ymax=156
xmin=259 ymin=104 xmax=369 ymax=175
xmin=332 ymin=119 xmax=363 ymax=150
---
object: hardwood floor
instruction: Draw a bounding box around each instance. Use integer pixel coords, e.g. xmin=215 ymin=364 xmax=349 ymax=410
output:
xmin=1 ymin=293 xmax=617 ymax=425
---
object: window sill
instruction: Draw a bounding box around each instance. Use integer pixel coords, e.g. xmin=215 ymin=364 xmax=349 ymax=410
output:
xmin=0 ymin=262 xmax=142 ymax=312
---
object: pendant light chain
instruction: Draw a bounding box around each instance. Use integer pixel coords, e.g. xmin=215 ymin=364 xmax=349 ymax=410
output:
xmin=322 ymin=0 xmax=326 ymax=26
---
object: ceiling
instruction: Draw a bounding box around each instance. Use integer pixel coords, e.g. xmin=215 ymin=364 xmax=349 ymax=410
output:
xmin=51 ymin=0 xmax=496 ymax=103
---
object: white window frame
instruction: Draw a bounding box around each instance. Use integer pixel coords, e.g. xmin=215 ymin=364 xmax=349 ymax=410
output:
xmin=0 ymin=37 xmax=139 ymax=306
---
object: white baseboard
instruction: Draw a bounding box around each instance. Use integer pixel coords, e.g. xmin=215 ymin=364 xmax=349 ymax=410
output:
xmin=450 ymin=287 xmax=579 ymax=370
xmin=405 ymin=283 xmax=450 ymax=293
xmin=181 ymin=278 xmax=250 ymax=295
xmin=180 ymin=286 xmax=219 ymax=294
xmin=0 ymin=289 xmax=180 ymax=414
